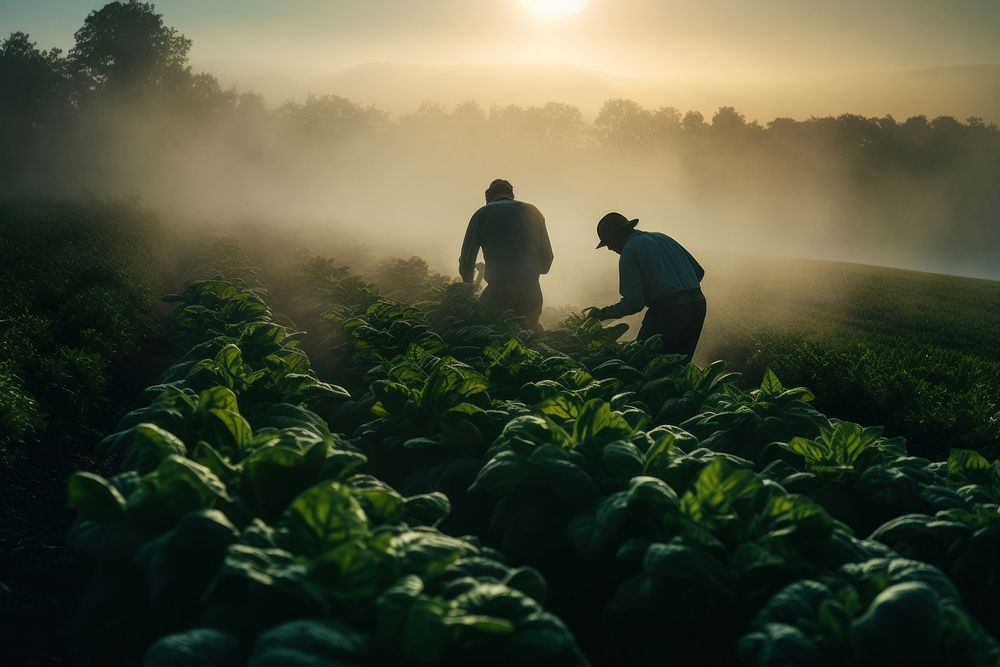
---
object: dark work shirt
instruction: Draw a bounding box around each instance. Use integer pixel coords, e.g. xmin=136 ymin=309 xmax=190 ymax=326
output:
xmin=459 ymin=198 xmax=554 ymax=284
xmin=602 ymin=231 xmax=705 ymax=318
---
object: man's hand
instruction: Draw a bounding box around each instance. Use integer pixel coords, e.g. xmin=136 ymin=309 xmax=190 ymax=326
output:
xmin=583 ymin=306 xmax=607 ymax=321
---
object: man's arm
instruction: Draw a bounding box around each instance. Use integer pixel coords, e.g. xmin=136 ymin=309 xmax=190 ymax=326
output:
xmin=536 ymin=210 xmax=554 ymax=275
xmin=458 ymin=210 xmax=482 ymax=283
xmin=599 ymin=248 xmax=645 ymax=319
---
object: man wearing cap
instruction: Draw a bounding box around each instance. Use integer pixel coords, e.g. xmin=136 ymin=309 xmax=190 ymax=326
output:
xmin=459 ymin=179 xmax=554 ymax=331
xmin=587 ymin=212 xmax=706 ymax=360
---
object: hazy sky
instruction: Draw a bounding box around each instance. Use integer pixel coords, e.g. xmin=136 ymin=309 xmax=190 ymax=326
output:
xmin=4 ymin=0 xmax=1000 ymax=79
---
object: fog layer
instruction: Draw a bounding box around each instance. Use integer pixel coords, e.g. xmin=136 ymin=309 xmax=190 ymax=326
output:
xmin=3 ymin=4 xmax=999 ymax=309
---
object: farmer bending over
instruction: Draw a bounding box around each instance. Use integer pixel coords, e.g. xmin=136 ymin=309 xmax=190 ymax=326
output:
xmin=587 ymin=212 xmax=706 ymax=361
xmin=459 ymin=179 xmax=554 ymax=331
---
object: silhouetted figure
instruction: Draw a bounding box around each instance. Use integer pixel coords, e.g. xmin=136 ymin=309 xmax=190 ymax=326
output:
xmin=459 ymin=179 xmax=553 ymax=330
xmin=588 ymin=212 xmax=706 ymax=361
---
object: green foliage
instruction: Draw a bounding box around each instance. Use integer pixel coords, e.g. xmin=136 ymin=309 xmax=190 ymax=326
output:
xmin=704 ymin=259 xmax=1000 ymax=459
xmin=0 ymin=201 xmax=161 ymax=463
xmin=67 ymin=274 xmax=584 ymax=667
xmin=63 ymin=249 xmax=1000 ymax=666
xmin=0 ymin=366 xmax=43 ymax=454
xmin=740 ymin=558 xmax=1000 ymax=666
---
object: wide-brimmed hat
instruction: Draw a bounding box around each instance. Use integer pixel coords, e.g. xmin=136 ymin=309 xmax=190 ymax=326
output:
xmin=596 ymin=212 xmax=639 ymax=248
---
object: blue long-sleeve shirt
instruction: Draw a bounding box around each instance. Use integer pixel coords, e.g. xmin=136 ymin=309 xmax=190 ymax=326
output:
xmin=602 ymin=231 xmax=705 ymax=318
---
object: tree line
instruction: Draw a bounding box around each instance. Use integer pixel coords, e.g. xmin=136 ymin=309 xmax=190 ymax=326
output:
xmin=2 ymin=1 xmax=998 ymax=279
xmin=4 ymin=2 xmax=999 ymax=163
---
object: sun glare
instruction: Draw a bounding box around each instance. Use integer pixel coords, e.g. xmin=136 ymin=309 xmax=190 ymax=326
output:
xmin=520 ymin=0 xmax=589 ymax=20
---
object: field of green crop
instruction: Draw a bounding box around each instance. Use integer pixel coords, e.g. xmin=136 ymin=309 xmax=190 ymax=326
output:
xmin=2 ymin=207 xmax=999 ymax=665
xmin=57 ymin=243 xmax=1000 ymax=666
xmin=567 ymin=255 xmax=1000 ymax=461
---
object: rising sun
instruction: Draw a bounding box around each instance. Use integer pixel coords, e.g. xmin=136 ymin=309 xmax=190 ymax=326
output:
xmin=520 ymin=0 xmax=589 ymax=20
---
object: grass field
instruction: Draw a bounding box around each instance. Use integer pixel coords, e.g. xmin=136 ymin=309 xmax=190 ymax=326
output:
xmin=698 ymin=256 xmax=1000 ymax=459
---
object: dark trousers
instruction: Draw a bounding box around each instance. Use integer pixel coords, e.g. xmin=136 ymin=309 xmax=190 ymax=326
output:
xmin=480 ymin=281 xmax=543 ymax=330
xmin=637 ymin=290 xmax=707 ymax=361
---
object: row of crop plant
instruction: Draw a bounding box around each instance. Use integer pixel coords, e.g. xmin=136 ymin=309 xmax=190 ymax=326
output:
xmin=66 ymin=275 xmax=587 ymax=666
xmin=283 ymin=255 xmax=1000 ymax=666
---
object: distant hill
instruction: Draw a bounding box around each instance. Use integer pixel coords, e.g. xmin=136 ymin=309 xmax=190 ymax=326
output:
xmin=217 ymin=62 xmax=1000 ymax=123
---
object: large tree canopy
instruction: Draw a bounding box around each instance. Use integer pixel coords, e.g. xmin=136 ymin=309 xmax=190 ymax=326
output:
xmin=0 ymin=32 xmax=65 ymax=119
xmin=70 ymin=0 xmax=191 ymax=94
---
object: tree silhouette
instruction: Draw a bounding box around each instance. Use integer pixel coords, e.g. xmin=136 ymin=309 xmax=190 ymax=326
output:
xmin=650 ymin=106 xmax=682 ymax=142
xmin=537 ymin=102 xmax=585 ymax=145
xmin=0 ymin=32 xmax=68 ymax=183
xmin=0 ymin=32 xmax=66 ymax=120
xmin=70 ymin=1 xmax=191 ymax=95
xmin=711 ymin=106 xmax=748 ymax=136
xmin=594 ymin=98 xmax=653 ymax=147
xmin=279 ymin=94 xmax=388 ymax=139
xmin=681 ymin=110 xmax=708 ymax=134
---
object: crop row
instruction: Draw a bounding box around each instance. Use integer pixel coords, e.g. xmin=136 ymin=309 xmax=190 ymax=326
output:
xmin=67 ymin=278 xmax=585 ymax=666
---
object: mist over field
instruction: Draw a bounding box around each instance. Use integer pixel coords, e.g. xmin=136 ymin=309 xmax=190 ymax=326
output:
xmin=3 ymin=0 xmax=1000 ymax=306
xmin=5 ymin=91 xmax=999 ymax=304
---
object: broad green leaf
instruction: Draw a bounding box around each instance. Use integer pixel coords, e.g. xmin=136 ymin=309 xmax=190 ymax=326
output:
xmin=402 ymin=493 xmax=451 ymax=527
xmin=444 ymin=403 xmax=487 ymax=418
xmin=530 ymin=444 xmax=599 ymax=506
xmin=204 ymin=408 xmax=254 ymax=450
xmin=322 ymin=449 xmax=368 ymax=479
xmin=311 ymin=533 xmax=392 ymax=602
xmin=504 ymin=567 xmax=547 ymax=603
xmin=68 ymin=472 xmax=126 ymax=520
xmin=759 ymin=368 xmax=785 ymax=397
xmin=681 ymin=459 xmax=763 ymax=522
xmin=351 ymin=476 xmax=405 ymax=525
xmin=403 ymin=437 xmax=443 ymax=450
xmin=215 ymin=344 xmax=244 ymax=375
xmin=132 ymin=423 xmax=187 ymax=474
xmin=242 ymin=446 xmax=322 ymax=520
xmin=155 ymin=455 xmax=231 ymax=512
xmin=389 ymin=529 xmax=477 ymax=576
xmin=192 ymin=441 xmax=240 ymax=484
xmin=470 ymin=450 xmax=529 ymax=495
xmin=644 ymin=432 xmax=677 ymax=474
xmin=538 ymin=393 xmax=582 ymax=421
xmin=371 ymin=381 xmax=418 ymax=416
xmin=573 ymin=399 xmax=632 ymax=446
xmin=560 ymin=368 xmax=595 ymax=389
xmin=284 ymin=482 xmax=369 ymax=555
xmin=787 ymin=436 xmax=828 ymax=464
xmin=442 ymin=614 xmax=515 ymax=635
xmin=198 ymin=386 xmax=240 ymax=412
xmin=602 ymin=441 xmax=644 ymax=480
xmin=947 ymin=449 xmax=991 ymax=478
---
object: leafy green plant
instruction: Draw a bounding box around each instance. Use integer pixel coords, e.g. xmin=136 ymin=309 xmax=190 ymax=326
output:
xmin=739 ymin=558 xmax=1000 ymax=667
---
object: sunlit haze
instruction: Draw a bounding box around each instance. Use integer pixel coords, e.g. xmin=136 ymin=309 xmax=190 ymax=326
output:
xmin=520 ymin=0 xmax=589 ymax=20
xmin=5 ymin=1 xmax=1000 ymax=92
xmin=2 ymin=0 xmax=999 ymax=296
